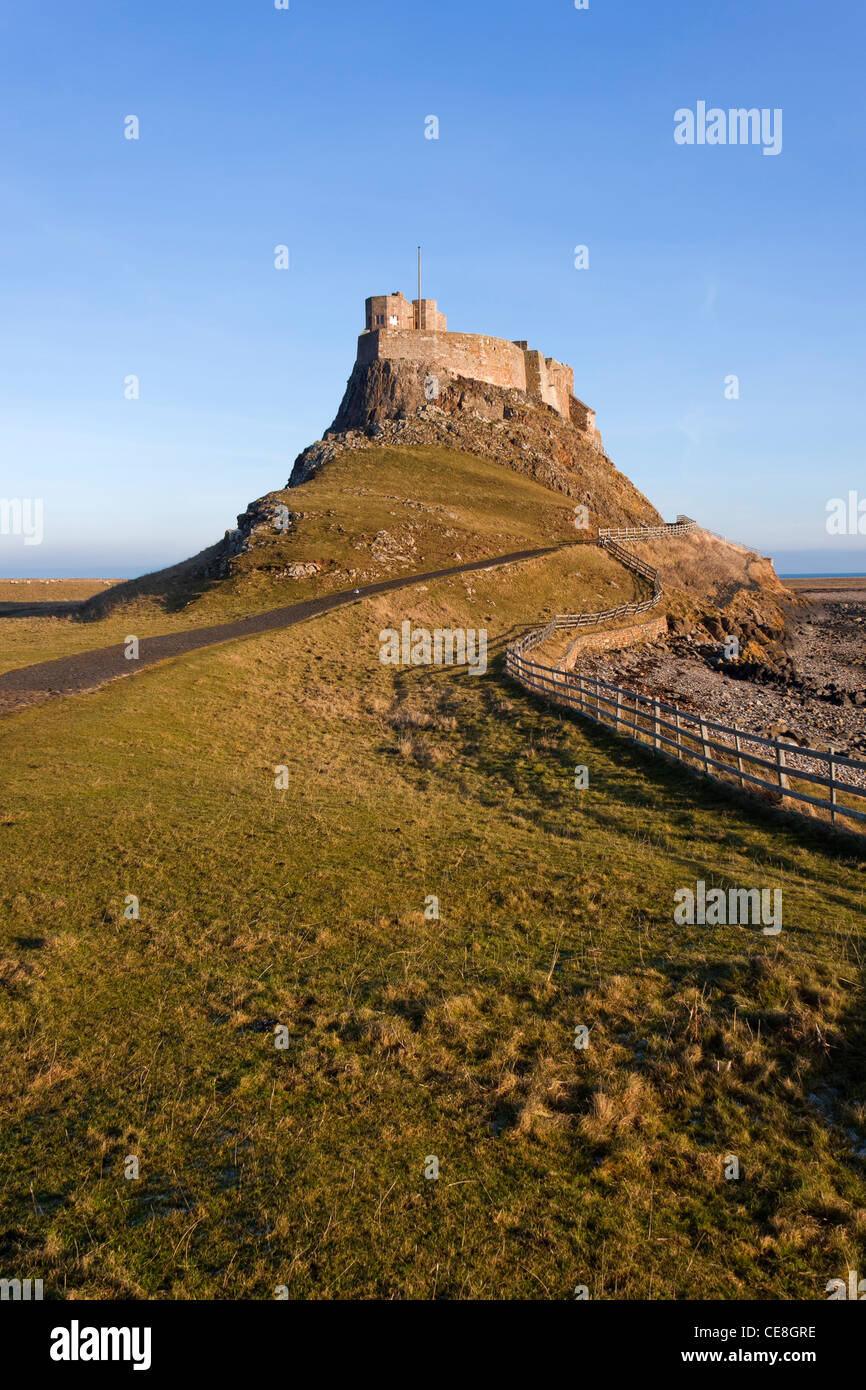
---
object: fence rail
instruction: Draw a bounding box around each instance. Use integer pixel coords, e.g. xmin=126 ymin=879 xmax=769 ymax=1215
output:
xmin=506 ymin=647 xmax=866 ymax=836
xmin=511 ymin=538 xmax=662 ymax=655
xmin=598 ymin=518 xmax=698 ymax=541
xmin=505 ymin=520 xmax=865 ymax=839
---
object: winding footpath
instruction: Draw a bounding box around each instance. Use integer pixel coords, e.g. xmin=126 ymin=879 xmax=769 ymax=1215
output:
xmin=8 ymin=517 xmax=859 ymax=837
xmin=0 ymin=545 xmax=560 ymax=715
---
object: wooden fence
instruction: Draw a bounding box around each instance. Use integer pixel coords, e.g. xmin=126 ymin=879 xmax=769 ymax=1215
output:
xmin=515 ymin=538 xmax=662 ymax=652
xmin=506 ymin=524 xmax=866 ymax=838
xmin=598 ymin=518 xmax=698 ymax=541
xmin=506 ymin=642 xmax=866 ymax=837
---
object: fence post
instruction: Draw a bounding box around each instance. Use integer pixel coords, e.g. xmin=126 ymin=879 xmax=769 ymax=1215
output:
xmin=734 ymin=730 xmax=744 ymax=788
xmin=675 ymin=709 xmax=682 ymax=761
xmin=616 ymin=688 xmax=623 ymax=735
xmin=653 ymin=699 xmax=660 ymax=750
xmin=775 ymin=739 xmax=789 ymax=800
xmin=631 ymin=693 xmax=641 ymax=745
xmin=829 ymin=745 xmax=837 ymax=825
xmin=699 ymin=718 xmax=709 ymax=776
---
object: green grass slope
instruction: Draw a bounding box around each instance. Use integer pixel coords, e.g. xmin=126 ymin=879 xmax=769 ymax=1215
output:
xmin=1 ymin=553 xmax=864 ymax=1299
xmin=0 ymin=446 xmax=586 ymax=677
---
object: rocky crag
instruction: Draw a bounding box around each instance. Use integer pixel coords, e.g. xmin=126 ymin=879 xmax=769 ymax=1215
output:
xmin=288 ymin=361 xmax=661 ymax=531
xmin=84 ymin=301 xmax=793 ymax=652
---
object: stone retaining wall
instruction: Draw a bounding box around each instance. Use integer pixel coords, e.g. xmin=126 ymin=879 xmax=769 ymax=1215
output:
xmin=561 ymin=614 xmax=667 ymax=665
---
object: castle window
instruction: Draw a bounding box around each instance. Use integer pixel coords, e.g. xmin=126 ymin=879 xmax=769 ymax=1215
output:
xmin=376 ymin=314 xmax=385 ymax=325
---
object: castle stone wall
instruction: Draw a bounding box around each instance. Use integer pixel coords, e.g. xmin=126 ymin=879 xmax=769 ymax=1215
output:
xmin=544 ymin=358 xmax=576 ymax=418
xmin=357 ymin=328 xmax=531 ymax=397
xmin=522 ymin=351 xmax=574 ymax=418
xmin=569 ymin=396 xmax=595 ymax=434
xmin=355 ymin=296 xmax=596 ymax=433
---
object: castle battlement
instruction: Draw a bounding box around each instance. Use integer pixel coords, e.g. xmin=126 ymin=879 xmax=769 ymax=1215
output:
xmin=365 ymin=292 xmax=447 ymax=333
xmin=359 ymin=293 xmax=598 ymax=437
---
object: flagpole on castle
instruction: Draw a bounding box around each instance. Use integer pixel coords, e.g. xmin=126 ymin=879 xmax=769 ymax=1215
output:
xmin=417 ymin=245 xmax=421 ymax=328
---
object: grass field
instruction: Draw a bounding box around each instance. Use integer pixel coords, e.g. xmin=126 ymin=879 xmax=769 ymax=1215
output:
xmin=2 ymin=546 xmax=864 ymax=1300
xmin=0 ymin=580 xmax=118 ymax=605
xmin=785 ymin=577 xmax=866 ymax=592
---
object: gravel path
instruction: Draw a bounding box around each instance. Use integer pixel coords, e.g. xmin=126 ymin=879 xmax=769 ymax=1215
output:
xmin=0 ymin=546 xmax=557 ymax=716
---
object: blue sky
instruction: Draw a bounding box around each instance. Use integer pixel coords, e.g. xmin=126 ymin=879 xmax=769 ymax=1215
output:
xmin=0 ymin=0 xmax=863 ymax=577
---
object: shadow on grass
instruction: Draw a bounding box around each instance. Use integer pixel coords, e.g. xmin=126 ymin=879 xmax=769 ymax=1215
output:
xmin=485 ymin=649 xmax=866 ymax=862
xmin=491 ymin=645 xmax=866 ymax=1215
xmin=0 ymin=601 xmax=88 ymax=619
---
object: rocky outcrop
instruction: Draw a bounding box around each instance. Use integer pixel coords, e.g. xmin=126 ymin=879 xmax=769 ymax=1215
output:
xmin=330 ymin=358 xmax=434 ymax=432
xmin=205 ymin=497 xmax=301 ymax=579
xmin=289 ymin=364 xmax=662 ymax=530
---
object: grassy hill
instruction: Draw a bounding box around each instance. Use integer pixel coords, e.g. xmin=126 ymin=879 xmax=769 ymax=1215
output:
xmin=0 ymin=447 xmax=790 ymax=683
xmin=0 ymin=447 xmax=586 ymax=677
xmin=1 ymin=543 xmax=864 ymax=1299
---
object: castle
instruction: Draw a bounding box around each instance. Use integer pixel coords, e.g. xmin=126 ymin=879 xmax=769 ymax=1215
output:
xmin=358 ymin=292 xmax=601 ymax=443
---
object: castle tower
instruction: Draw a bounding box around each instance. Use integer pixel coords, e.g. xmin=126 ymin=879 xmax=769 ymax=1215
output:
xmin=364 ymin=293 xmax=447 ymax=333
xmin=365 ymin=293 xmax=416 ymax=332
xmin=412 ymin=298 xmax=447 ymax=331
xmin=355 ymin=290 xmax=600 ymax=443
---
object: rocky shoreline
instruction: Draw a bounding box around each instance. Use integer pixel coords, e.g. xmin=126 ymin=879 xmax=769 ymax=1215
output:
xmin=573 ymin=586 xmax=866 ymax=757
